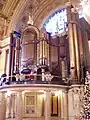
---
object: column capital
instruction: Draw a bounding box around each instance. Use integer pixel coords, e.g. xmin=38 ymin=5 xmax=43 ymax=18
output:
xmin=44 ymin=89 xmax=51 ymax=93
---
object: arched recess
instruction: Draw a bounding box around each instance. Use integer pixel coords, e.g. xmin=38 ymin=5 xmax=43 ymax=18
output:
xmin=22 ymin=25 xmax=40 ymax=40
xmin=20 ymin=25 xmax=40 ymax=70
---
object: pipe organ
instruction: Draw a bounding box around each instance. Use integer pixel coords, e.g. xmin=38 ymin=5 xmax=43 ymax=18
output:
xmin=1 ymin=2 xmax=90 ymax=120
xmin=7 ymin=4 xmax=90 ymax=84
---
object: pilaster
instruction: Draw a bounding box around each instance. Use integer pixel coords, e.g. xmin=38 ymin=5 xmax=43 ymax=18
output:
xmin=16 ymin=91 xmax=22 ymax=120
xmin=45 ymin=90 xmax=51 ymax=120
xmin=0 ymin=92 xmax=6 ymax=120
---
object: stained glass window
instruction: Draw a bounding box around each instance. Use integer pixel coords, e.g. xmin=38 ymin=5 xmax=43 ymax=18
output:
xmin=43 ymin=8 xmax=83 ymax=36
xmin=43 ymin=8 xmax=67 ymax=36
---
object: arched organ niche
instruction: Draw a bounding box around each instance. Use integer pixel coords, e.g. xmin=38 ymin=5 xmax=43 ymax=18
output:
xmin=8 ymin=4 xmax=90 ymax=84
xmin=21 ymin=25 xmax=39 ymax=70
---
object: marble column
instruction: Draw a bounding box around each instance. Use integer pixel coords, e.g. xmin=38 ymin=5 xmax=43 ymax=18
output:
xmin=45 ymin=90 xmax=51 ymax=120
xmin=0 ymin=92 xmax=6 ymax=120
xmin=11 ymin=94 xmax=16 ymax=118
xmin=72 ymin=8 xmax=80 ymax=81
xmin=61 ymin=91 xmax=64 ymax=119
xmin=16 ymin=91 xmax=22 ymax=120
xmin=66 ymin=2 xmax=76 ymax=81
xmin=63 ymin=92 xmax=68 ymax=120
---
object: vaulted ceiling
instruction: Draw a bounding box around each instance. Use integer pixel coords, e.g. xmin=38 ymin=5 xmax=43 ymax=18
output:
xmin=0 ymin=0 xmax=90 ymax=36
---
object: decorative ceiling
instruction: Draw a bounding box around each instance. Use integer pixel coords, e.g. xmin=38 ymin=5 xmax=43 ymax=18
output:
xmin=0 ymin=0 xmax=90 ymax=37
xmin=10 ymin=0 xmax=80 ymax=32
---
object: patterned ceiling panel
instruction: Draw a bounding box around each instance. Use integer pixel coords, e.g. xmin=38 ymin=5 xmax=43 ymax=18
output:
xmin=0 ymin=0 xmax=6 ymax=10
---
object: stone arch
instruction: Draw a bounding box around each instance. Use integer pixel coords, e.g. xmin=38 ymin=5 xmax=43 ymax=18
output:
xmin=22 ymin=25 xmax=40 ymax=40
xmin=8 ymin=0 xmax=67 ymax=33
xmin=39 ymin=5 xmax=65 ymax=29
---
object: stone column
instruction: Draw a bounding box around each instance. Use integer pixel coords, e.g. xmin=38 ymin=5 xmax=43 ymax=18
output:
xmin=61 ymin=91 xmax=64 ymax=119
xmin=45 ymin=90 xmax=51 ymax=120
xmin=63 ymin=91 xmax=68 ymax=120
xmin=11 ymin=94 xmax=16 ymax=118
xmin=0 ymin=92 xmax=6 ymax=120
xmin=16 ymin=91 xmax=22 ymax=120
xmin=72 ymin=8 xmax=80 ymax=81
xmin=66 ymin=2 xmax=76 ymax=81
